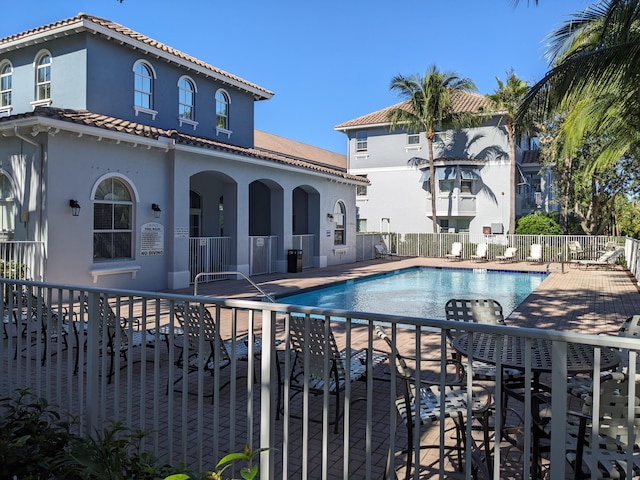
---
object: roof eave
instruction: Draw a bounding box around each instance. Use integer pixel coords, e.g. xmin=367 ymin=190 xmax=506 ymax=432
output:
xmin=0 ymin=17 xmax=274 ymax=101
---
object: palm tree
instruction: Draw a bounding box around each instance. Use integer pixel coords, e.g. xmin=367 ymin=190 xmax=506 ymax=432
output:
xmin=388 ymin=65 xmax=478 ymax=232
xmin=519 ymin=0 xmax=640 ymax=173
xmin=486 ymin=69 xmax=529 ymax=234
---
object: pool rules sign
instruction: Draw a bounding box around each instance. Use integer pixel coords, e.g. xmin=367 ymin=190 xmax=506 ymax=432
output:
xmin=140 ymin=222 xmax=164 ymax=256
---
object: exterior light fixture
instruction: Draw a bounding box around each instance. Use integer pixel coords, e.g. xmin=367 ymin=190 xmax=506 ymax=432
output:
xmin=69 ymin=199 xmax=81 ymax=217
xmin=152 ymin=203 xmax=161 ymax=218
xmin=327 ymin=213 xmax=334 ymax=221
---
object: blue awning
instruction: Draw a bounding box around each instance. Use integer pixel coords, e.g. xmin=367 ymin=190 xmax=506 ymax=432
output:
xmin=460 ymin=167 xmax=482 ymax=180
xmin=437 ymin=166 xmax=456 ymax=181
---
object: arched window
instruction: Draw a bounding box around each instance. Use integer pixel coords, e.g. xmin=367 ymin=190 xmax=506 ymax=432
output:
xmin=133 ymin=61 xmax=157 ymax=118
xmin=0 ymin=61 xmax=12 ymax=112
xmin=178 ymin=76 xmax=197 ymax=127
xmin=93 ymin=177 xmax=134 ymax=260
xmin=178 ymin=77 xmax=195 ymax=120
xmin=0 ymin=172 xmax=16 ymax=234
xmin=35 ymin=52 xmax=51 ymax=103
xmin=215 ymin=89 xmax=230 ymax=133
xmin=333 ymin=201 xmax=346 ymax=245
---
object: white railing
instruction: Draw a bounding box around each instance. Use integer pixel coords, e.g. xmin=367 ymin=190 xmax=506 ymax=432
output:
xmin=189 ymin=237 xmax=231 ymax=283
xmin=291 ymin=234 xmax=314 ymax=269
xmin=249 ymin=236 xmax=278 ymax=276
xmin=625 ymin=237 xmax=640 ymax=279
xmin=356 ymin=233 xmax=624 ymax=264
xmin=0 ymin=241 xmax=45 ymax=281
xmin=2 ymin=277 xmax=639 ymax=479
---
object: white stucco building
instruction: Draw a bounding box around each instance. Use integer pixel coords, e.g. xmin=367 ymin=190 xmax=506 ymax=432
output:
xmin=0 ymin=14 xmax=365 ymax=291
xmin=335 ymin=93 xmax=551 ymax=235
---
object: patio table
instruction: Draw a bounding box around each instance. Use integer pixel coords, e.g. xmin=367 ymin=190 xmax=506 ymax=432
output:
xmin=452 ymin=332 xmax=621 ymax=477
xmin=452 ymin=333 xmax=621 ymax=375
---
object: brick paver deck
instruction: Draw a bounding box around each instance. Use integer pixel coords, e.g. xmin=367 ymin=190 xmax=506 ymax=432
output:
xmin=4 ymin=257 xmax=640 ymax=479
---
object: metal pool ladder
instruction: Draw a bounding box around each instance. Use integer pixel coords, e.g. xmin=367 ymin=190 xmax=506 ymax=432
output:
xmin=193 ymin=271 xmax=276 ymax=302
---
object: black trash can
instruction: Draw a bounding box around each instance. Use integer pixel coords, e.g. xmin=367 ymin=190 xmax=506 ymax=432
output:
xmin=287 ymin=249 xmax=303 ymax=273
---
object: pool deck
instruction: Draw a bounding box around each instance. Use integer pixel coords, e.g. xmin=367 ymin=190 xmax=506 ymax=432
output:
xmin=175 ymin=256 xmax=640 ymax=335
xmin=179 ymin=256 xmax=640 ymax=477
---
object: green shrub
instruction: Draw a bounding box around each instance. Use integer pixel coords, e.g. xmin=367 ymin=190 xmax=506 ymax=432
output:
xmin=0 ymin=389 xmax=76 ymax=480
xmin=515 ymin=213 xmax=562 ymax=235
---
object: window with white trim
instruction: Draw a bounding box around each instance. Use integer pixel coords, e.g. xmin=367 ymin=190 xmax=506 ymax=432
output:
xmin=133 ymin=61 xmax=157 ymax=118
xmin=0 ymin=61 xmax=12 ymax=111
xmin=93 ymin=177 xmax=134 ymax=260
xmin=333 ymin=201 xmax=346 ymax=245
xmin=434 ymin=131 xmax=446 ymax=144
xmin=407 ymin=133 xmax=420 ymax=145
xmin=178 ymin=77 xmax=196 ymax=123
xmin=35 ymin=53 xmax=51 ymax=102
xmin=356 ymin=131 xmax=368 ymax=152
xmin=215 ymin=89 xmax=230 ymax=134
xmin=0 ymin=172 xmax=15 ymax=233
xmin=356 ymin=175 xmax=368 ymax=196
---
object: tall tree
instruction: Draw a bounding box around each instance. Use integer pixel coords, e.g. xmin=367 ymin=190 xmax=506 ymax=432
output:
xmin=519 ymin=0 xmax=640 ymax=173
xmin=486 ymin=69 xmax=530 ymax=234
xmin=388 ymin=65 xmax=477 ymax=232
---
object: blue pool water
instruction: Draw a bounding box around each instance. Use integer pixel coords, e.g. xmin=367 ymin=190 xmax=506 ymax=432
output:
xmin=278 ymin=267 xmax=546 ymax=320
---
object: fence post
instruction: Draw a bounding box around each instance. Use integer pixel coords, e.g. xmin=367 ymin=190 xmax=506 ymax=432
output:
xmin=84 ymin=291 xmax=100 ymax=436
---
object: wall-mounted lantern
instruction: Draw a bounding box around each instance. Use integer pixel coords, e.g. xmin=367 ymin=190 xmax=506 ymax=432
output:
xmin=152 ymin=203 xmax=161 ymax=218
xmin=69 ymin=199 xmax=81 ymax=217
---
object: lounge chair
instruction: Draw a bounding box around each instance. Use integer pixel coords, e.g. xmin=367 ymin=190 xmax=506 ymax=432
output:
xmin=374 ymin=244 xmax=397 ymax=259
xmin=565 ymin=374 xmax=640 ymax=480
xmin=172 ymin=302 xmax=261 ymax=403
xmin=286 ymin=314 xmax=387 ymax=433
xmin=375 ymin=325 xmax=492 ymax=479
xmin=526 ymin=243 xmax=543 ymax=263
xmin=470 ymin=243 xmax=488 ymax=262
xmin=567 ymin=241 xmax=585 ymax=261
xmin=82 ymin=294 xmax=154 ymax=383
xmin=495 ymin=247 xmax=517 ymax=263
xmin=578 ymin=247 xmax=624 ymax=269
xmin=445 ymin=241 xmax=463 ymax=261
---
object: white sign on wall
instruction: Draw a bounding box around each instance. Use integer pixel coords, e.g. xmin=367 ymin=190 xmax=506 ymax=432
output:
xmin=140 ymin=222 xmax=164 ymax=256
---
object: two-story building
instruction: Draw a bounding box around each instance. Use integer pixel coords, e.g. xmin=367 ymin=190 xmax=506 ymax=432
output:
xmin=0 ymin=13 xmax=365 ymax=290
xmin=335 ymin=94 xmax=551 ymax=235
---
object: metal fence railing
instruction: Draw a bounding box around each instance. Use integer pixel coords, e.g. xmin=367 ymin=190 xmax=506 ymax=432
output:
xmin=356 ymin=233 xmax=624 ymax=264
xmin=189 ymin=237 xmax=231 ymax=283
xmin=2 ymin=277 xmax=639 ymax=479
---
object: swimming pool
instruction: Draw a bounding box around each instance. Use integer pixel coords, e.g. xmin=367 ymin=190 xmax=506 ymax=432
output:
xmin=278 ymin=267 xmax=546 ymax=320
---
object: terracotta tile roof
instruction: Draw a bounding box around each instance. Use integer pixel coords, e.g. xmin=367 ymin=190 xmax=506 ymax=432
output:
xmin=253 ymin=130 xmax=346 ymax=170
xmin=334 ymin=90 xmax=496 ymax=130
xmin=0 ymin=13 xmax=273 ymax=100
xmin=0 ymin=108 xmax=365 ymax=183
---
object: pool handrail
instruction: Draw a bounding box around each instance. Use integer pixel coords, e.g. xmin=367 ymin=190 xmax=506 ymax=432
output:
xmin=193 ymin=271 xmax=276 ymax=302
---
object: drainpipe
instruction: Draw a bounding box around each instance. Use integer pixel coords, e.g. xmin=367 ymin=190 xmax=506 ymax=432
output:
xmin=13 ymin=126 xmax=44 ymax=246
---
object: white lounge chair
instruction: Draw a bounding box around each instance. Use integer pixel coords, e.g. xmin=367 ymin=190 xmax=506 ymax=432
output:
xmin=495 ymin=247 xmax=517 ymax=263
xmin=526 ymin=244 xmax=543 ymax=263
xmin=578 ymin=247 xmax=624 ymax=269
xmin=445 ymin=242 xmax=463 ymax=261
xmin=470 ymin=243 xmax=488 ymax=262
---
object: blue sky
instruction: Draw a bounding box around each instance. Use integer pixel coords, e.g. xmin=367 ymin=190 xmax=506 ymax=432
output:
xmin=2 ymin=1 xmax=591 ymax=154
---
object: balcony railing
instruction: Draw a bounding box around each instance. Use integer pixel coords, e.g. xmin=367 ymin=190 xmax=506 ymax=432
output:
xmin=1 ymin=278 xmax=639 ymax=479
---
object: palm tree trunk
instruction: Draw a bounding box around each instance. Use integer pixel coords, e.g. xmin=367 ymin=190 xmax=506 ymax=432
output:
xmin=427 ymin=137 xmax=438 ymax=232
xmin=507 ymin=120 xmax=516 ymax=234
